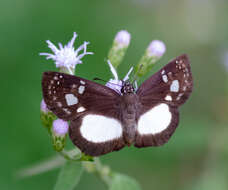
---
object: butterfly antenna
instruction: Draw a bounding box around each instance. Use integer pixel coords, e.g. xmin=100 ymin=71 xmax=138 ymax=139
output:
xmin=93 ymin=78 xmax=122 ymax=87
xmin=93 ymin=77 xmax=107 ymax=83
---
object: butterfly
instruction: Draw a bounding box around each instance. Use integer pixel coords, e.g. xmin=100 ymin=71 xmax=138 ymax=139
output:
xmin=42 ymin=54 xmax=193 ymax=156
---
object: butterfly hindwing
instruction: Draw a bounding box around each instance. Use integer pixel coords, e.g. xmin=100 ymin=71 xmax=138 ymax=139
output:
xmin=42 ymin=71 xmax=125 ymax=155
xmin=70 ymin=115 xmax=125 ymax=156
xmin=135 ymin=54 xmax=193 ymax=147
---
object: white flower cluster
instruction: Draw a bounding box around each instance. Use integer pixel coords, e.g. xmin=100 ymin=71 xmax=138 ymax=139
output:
xmin=106 ymin=60 xmax=133 ymax=94
xmin=40 ymin=32 xmax=93 ymax=73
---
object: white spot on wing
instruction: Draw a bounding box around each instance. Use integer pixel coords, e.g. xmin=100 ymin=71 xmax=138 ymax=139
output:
xmin=77 ymin=106 xmax=86 ymax=112
xmin=176 ymin=93 xmax=184 ymax=101
xmin=65 ymin=94 xmax=78 ymax=106
xmin=161 ymin=70 xmax=165 ymax=74
xmin=162 ymin=75 xmax=168 ymax=83
xmin=165 ymin=95 xmax=172 ymax=101
xmin=72 ymin=84 xmax=77 ymax=88
xmin=137 ymin=104 xmax=172 ymax=135
xmin=80 ymin=80 xmax=86 ymax=85
xmin=63 ymin=108 xmax=71 ymax=114
xmin=78 ymin=86 xmax=85 ymax=94
xmin=80 ymin=115 xmax=122 ymax=143
xmin=170 ymin=80 xmax=179 ymax=92
xmin=57 ymin=102 xmax=62 ymax=107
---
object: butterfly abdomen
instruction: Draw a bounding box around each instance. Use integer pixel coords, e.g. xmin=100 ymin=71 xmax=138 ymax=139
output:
xmin=120 ymin=94 xmax=138 ymax=145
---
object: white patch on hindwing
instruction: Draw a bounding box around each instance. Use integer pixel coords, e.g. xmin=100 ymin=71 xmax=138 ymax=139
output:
xmin=137 ymin=104 xmax=172 ymax=135
xmin=80 ymin=115 xmax=122 ymax=143
xmin=65 ymin=94 xmax=78 ymax=106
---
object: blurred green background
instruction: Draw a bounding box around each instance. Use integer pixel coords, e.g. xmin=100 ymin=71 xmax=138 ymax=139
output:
xmin=1 ymin=0 xmax=228 ymax=189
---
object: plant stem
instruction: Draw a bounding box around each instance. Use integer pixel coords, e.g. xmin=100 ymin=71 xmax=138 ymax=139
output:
xmin=94 ymin=158 xmax=112 ymax=186
xmin=82 ymin=157 xmax=113 ymax=186
xmin=16 ymin=155 xmax=65 ymax=178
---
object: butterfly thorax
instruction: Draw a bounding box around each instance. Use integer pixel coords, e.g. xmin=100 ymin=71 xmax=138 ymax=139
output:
xmin=120 ymin=82 xmax=138 ymax=145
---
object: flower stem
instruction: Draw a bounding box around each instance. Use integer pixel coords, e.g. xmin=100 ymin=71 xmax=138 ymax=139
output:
xmin=82 ymin=157 xmax=113 ymax=186
xmin=58 ymin=148 xmax=94 ymax=162
xmin=94 ymin=158 xmax=112 ymax=186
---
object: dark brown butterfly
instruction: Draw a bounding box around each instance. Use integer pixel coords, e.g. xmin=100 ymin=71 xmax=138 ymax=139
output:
xmin=42 ymin=54 xmax=193 ymax=156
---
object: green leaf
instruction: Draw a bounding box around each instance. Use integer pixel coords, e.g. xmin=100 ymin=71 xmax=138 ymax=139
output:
xmin=54 ymin=161 xmax=83 ymax=190
xmin=109 ymin=173 xmax=141 ymax=190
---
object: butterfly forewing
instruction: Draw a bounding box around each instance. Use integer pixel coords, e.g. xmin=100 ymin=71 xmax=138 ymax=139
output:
xmin=135 ymin=54 xmax=193 ymax=147
xmin=137 ymin=54 xmax=193 ymax=107
xmin=42 ymin=71 xmax=121 ymax=120
xmin=42 ymin=71 xmax=125 ymax=156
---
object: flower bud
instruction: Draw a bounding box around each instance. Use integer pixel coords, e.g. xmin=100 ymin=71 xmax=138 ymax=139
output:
xmin=105 ymin=60 xmax=133 ymax=94
xmin=135 ymin=40 xmax=166 ymax=77
xmin=40 ymin=99 xmax=49 ymax=113
xmin=108 ymin=30 xmax=131 ymax=68
xmin=52 ymin=119 xmax=69 ymax=152
xmin=52 ymin=119 xmax=69 ymax=136
xmin=40 ymin=99 xmax=56 ymax=134
xmin=147 ymin=40 xmax=166 ymax=58
xmin=114 ymin=30 xmax=131 ymax=47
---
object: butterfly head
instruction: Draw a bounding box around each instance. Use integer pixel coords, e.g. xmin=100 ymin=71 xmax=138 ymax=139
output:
xmin=121 ymin=80 xmax=135 ymax=94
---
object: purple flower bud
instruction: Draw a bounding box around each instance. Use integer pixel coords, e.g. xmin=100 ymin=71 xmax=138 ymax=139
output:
xmin=147 ymin=40 xmax=166 ymax=58
xmin=114 ymin=30 xmax=131 ymax=47
xmin=52 ymin=119 xmax=69 ymax=136
xmin=40 ymin=99 xmax=49 ymax=113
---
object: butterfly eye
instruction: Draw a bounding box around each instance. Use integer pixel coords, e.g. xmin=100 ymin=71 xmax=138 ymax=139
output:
xmin=120 ymin=87 xmax=124 ymax=94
